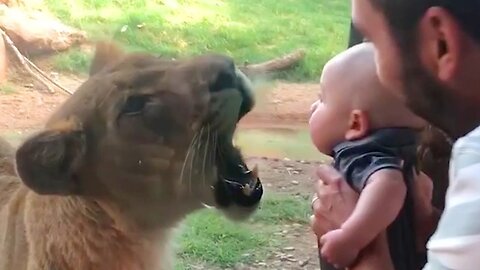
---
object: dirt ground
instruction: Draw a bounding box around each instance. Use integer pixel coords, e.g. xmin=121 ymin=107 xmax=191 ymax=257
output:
xmin=0 ymin=68 xmax=322 ymax=269
xmin=243 ymin=157 xmax=323 ymax=270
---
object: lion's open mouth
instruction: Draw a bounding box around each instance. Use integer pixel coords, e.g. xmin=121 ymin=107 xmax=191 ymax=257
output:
xmin=207 ymin=67 xmax=263 ymax=209
xmin=213 ymin=146 xmax=263 ymax=208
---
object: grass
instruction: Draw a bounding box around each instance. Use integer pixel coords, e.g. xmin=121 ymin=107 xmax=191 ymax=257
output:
xmin=0 ymin=83 xmax=16 ymax=94
xmin=52 ymin=47 xmax=92 ymax=74
xmin=251 ymin=194 xmax=311 ymax=224
xmin=174 ymin=193 xmax=311 ymax=269
xmin=42 ymin=0 xmax=351 ymax=81
xmin=176 ymin=210 xmax=272 ymax=268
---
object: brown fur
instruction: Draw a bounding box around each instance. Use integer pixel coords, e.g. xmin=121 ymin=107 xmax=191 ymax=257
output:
xmin=0 ymin=42 xmax=261 ymax=270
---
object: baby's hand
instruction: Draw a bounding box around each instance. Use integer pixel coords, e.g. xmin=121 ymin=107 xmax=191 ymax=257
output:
xmin=320 ymin=228 xmax=360 ymax=268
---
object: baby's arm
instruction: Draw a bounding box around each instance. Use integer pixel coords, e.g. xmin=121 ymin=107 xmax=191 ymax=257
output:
xmin=320 ymin=168 xmax=406 ymax=268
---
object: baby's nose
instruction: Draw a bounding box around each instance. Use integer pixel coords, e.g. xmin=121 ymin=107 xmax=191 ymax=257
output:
xmin=310 ymin=100 xmax=319 ymax=115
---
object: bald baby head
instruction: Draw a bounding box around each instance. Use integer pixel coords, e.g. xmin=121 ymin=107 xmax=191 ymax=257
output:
xmin=309 ymin=43 xmax=425 ymax=154
xmin=321 ymin=42 xmax=425 ymax=130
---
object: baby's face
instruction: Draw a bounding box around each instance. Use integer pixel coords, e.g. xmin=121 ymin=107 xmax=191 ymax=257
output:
xmin=309 ymin=78 xmax=349 ymax=155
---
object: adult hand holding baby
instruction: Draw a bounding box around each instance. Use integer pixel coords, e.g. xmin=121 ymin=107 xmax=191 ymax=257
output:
xmin=311 ymin=164 xmax=435 ymax=270
xmin=311 ymin=164 xmax=359 ymax=268
xmin=310 ymin=164 xmax=358 ymax=237
xmin=311 ymin=164 xmax=396 ymax=270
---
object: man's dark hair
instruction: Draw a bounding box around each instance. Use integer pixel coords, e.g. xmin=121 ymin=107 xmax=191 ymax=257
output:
xmin=370 ymin=0 xmax=480 ymax=49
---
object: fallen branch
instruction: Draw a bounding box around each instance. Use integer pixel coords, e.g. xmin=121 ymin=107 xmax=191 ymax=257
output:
xmin=24 ymin=56 xmax=73 ymax=95
xmin=0 ymin=4 xmax=87 ymax=55
xmin=1 ymin=28 xmax=54 ymax=93
xmin=0 ymin=28 xmax=73 ymax=95
xmin=240 ymin=49 xmax=306 ymax=76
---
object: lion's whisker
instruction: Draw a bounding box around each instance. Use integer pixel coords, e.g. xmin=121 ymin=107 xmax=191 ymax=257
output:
xmin=180 ymin=131 xmax=199 ymax=187
xmin=201 ymin=125 xmax=210 ymax=189
xmin=212 ymin=131 xmax=218 ymax=183
xmin=180 ymin=136 xmax=194 ymax=185
xmin=188 ymin=128 xmax=203 ymax=194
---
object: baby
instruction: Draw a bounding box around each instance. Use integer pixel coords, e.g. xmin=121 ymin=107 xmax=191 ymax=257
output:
xmin=309 ymin=42 xmax=428 ymax=270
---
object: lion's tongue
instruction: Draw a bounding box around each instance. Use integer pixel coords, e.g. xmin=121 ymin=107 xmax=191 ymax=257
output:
xmin=215 ymin=164 xmax=263 ymax=207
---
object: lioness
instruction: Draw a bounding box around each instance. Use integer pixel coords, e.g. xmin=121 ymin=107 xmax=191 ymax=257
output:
xmin=0 ymin=42 xmax=263 ymax=270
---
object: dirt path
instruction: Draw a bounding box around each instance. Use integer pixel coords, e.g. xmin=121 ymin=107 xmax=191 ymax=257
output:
xmin=0 ymin=72 xmax=318 ymax=132
xmin=244 ymin=157 xmax=322 ymax=270
xmin=1 ymin=70 xmax=322 ymax=270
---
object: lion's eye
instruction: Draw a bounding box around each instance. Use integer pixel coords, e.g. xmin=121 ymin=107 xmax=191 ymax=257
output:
xmin=121 ymin=95 xmax=150 ymax=116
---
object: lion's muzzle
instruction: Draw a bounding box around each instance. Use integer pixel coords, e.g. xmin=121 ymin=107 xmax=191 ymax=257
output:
xmin=204 ymin=57 xmax=263 ymax=210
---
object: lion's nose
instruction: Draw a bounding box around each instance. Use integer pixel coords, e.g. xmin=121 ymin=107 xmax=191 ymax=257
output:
xmin=205 ymin=55 xmax=255 ymax=121
xmin=209 ymin=58 xmax=237 ymax=93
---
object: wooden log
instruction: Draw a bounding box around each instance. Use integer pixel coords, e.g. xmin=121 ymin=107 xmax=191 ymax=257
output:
xmin=240 ymin=49 xmax=306 ymax=76
xmin=1 ymin=28 xmax=73 ymax=95
xmin=0 ymin=0 xmax=23 ymax=6
xmin=0 ymin=35 xmax=6 ymax=82
xmin=0 ymin=4 xmax=86 ymax=56
xmin=1 ymin=28 xmax=54 ymax=92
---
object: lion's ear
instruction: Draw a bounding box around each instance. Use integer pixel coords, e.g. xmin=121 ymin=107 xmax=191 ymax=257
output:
xmin=89 ymin=41 xmax=125 ymax=76
xmin=15 ymin=119 xmax=86 ymax=195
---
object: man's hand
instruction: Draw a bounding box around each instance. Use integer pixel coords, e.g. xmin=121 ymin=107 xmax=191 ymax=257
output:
xmin=413 ymin=171 xmax=439 ymax=250
xmin=414 ymin=171 xmax=434 ymax=219
xmin=310 ymin=164 xmax=395 ymax=270
xmin=310 ymin=164 xmax=359 ymax=237
xmin=320 ymin=228 xmax=361 ymax=268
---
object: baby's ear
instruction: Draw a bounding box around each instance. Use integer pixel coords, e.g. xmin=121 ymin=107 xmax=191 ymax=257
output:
xmin=345 ymin=109 xmax=370 ymax=140
xmin=15 ymin=118 xmax=87 ymax=195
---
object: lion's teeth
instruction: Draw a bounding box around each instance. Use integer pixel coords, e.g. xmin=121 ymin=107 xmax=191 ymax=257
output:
xmin=242 ymin=184 xmax=253 ymax=196
xmin=201 ymin=202 xmax=215 ymax=209
xmin=252 ymin=164 xmax=259 ymax=178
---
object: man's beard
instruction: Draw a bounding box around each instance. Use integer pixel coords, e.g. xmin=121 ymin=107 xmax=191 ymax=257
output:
xmin=399 ymin=51 xmax=459 ymax=140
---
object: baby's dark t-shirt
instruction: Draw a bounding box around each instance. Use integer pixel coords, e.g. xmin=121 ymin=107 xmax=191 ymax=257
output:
xmin=332 ymin=127 xmax=425 ymax=270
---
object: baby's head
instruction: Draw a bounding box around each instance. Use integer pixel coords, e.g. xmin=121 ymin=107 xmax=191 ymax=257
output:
xmin=309 ymin=43 xmax=426 ymax=155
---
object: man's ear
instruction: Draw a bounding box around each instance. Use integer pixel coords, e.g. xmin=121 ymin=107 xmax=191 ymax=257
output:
xmin=420 ymin=7 xmax=462 ymax=82
xmin=345 ymin=109 xmax=369 ymax=140
xmin=15 ymin=119 xmax=87 ymax=196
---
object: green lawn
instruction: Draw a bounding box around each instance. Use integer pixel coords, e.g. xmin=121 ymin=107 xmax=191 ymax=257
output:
xmin=0 ymin=83 xmax=16 ymax=95
xmin=174 ymin=193 xmax=311 ymax=269
xmin=42 ymin=0 xmax=351 ymax=81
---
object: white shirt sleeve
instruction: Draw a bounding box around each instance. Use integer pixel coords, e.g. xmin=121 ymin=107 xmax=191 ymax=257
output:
xmin=424 ymin=127 xmax=480 ymax=270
